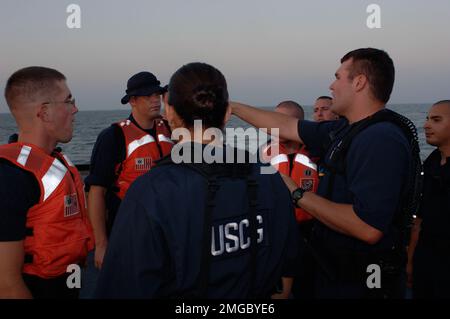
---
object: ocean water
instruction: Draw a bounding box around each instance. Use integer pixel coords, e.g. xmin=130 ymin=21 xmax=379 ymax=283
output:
xmin=0 ymin=104 xmax=434 ymax=165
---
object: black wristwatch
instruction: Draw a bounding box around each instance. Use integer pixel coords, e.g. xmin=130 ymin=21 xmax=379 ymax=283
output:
xmin=291 ymin=187 xmax=306 ymax=207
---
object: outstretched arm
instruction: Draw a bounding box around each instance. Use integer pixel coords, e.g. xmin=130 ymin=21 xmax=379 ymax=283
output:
xmin=230 ymin=101 xmax=303 ymax=144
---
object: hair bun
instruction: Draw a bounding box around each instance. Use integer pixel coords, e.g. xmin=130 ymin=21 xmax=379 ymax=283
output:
xmin=192 ymin=85 xmax=219 ymax=109
xmin=168 ymin=63 xmax=228 ymax=128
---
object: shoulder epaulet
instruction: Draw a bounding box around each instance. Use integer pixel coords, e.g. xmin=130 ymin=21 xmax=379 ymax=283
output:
xmin=117 ymin=119 xmax=132 ymax=127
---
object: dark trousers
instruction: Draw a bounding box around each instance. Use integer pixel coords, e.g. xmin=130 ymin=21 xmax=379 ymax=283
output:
xmin=313 ymin=262 xmax=406 ymax=299
xmin=292 ymin=220 xmax=315 ymax=299
xmin=413 ymin=239 xmax=450 ymax=299
xmin=307 ymin=235 xmax=407 ymax=299
xmin=23 ymin=273 xmax=79 ymax=299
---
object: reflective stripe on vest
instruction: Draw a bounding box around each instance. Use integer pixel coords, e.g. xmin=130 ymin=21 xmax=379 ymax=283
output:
xmin=12 ymin=144 xmax=69 ymax=202
xmin=294 ymin=154 xmax=318 ymax=171
xmin=158 ymin=133 xmax=174 ymax=144
xmin=17 ymin=145 xmax=32 ymax=166
xmin=0 ymin=143 xmax=94 ymax=278
xmin=63 ymin=154 xmax=75 ymax=167
xmin=42 ymin=158 xmax=67 ymax=201
xmin=270 ymin=154 xmax=289 ymax=167
xmin=115 ymin=119 xmax=173 ymax=199
xmin=127 ymin=134 xmax=156 ymax=157
xmin=264 ymin=144 xmax=319 ymax=223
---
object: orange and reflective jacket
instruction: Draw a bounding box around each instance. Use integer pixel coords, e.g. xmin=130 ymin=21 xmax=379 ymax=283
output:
xmin=0 ymin=143 xmax=94 ymax=279
xmin=264 ymin=143 xmax=319 ymax=223
xmin=114 ymin=117 xmax=173 ymax=199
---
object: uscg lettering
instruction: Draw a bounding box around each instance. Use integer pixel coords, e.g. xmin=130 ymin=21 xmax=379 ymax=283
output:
xmin=211 ymin=215 xmax=264 ymax=256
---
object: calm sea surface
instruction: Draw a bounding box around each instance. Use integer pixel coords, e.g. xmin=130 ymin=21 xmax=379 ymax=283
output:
xmin=0 ymin=104 xmax=434 ymax=165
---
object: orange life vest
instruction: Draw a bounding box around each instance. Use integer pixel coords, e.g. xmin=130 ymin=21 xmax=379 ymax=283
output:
xmin=114 ymin=117 xmax=173 ymax=199
xmin=263 ymin=143 xmax=319 ymax=223
xmin=0 ymin=143 xmax=94 ymax=279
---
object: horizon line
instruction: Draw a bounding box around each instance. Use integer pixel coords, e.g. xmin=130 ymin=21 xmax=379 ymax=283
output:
xmin=0 ymin=102 xmax=435 ymax=115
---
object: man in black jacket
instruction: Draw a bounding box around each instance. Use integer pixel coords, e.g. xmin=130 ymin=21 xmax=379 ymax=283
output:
xmin=408 ymin=100 xmax=450 ymax=298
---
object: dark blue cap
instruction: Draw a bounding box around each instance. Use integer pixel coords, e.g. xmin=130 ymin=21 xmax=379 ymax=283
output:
xmin=121 ymin=71 xmax=167 ymax=104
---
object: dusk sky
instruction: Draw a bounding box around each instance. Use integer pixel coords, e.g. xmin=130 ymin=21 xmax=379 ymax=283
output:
xmin=1 ymin=0 xmax=449 ymax=112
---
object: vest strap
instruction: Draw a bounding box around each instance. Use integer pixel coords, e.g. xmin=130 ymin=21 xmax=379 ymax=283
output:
xmin=25 ymin=227 xmax=34 ymax=237
xmin=24 ymin=254 xmax=34 ymax=264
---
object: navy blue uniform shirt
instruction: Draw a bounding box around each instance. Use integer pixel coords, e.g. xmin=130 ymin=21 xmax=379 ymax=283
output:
xmin=298 ymin=111 xmax=411 ymax=252
xmin=417 ymin=149 xmax=450 ymax=241
xmin=95 ymin=145 xmax=299 ymax=298
xmin=412 ymin=150 xmax=450 ymax=299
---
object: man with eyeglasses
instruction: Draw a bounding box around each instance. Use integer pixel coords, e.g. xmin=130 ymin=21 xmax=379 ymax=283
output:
xmin=81 ymin=71 xmax=173 ymax=298
xmin=0 ymin=66 xmax=93 ymax=299
xmin=407 ymin=100 xmax=450 ymax=298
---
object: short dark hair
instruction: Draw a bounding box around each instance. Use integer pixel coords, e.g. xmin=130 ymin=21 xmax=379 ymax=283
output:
xmin=5 ymin=66 xmax=66 ymax=110
xmin=341 ymin=48 xmax=395 ymax=104
xmin=276 ymin=100 xmax=304 ymax=119
xmin=316 ymin=96 xmax=332 ymax=101
xmin=168 ymin=62 xmax=228 ymax=128
xmin=434 ymin=100 xmax=450 ymax=106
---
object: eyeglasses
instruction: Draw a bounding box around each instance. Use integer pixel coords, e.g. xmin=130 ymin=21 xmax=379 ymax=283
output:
xmin=43 ymin=98 xmax=76 ymax=106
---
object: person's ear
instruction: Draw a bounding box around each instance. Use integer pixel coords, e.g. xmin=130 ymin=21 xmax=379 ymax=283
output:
xmin=36 ymin=103 xmax=51 ymax=122
xmin=354 ymin=74 xmax=368 ymax=92
xmin=129 ymin=96 xmax=136 ymax=108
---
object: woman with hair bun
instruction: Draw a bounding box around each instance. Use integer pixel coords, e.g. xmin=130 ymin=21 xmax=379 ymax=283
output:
xmin=95 ymin=63 xmax=299 ymax=299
